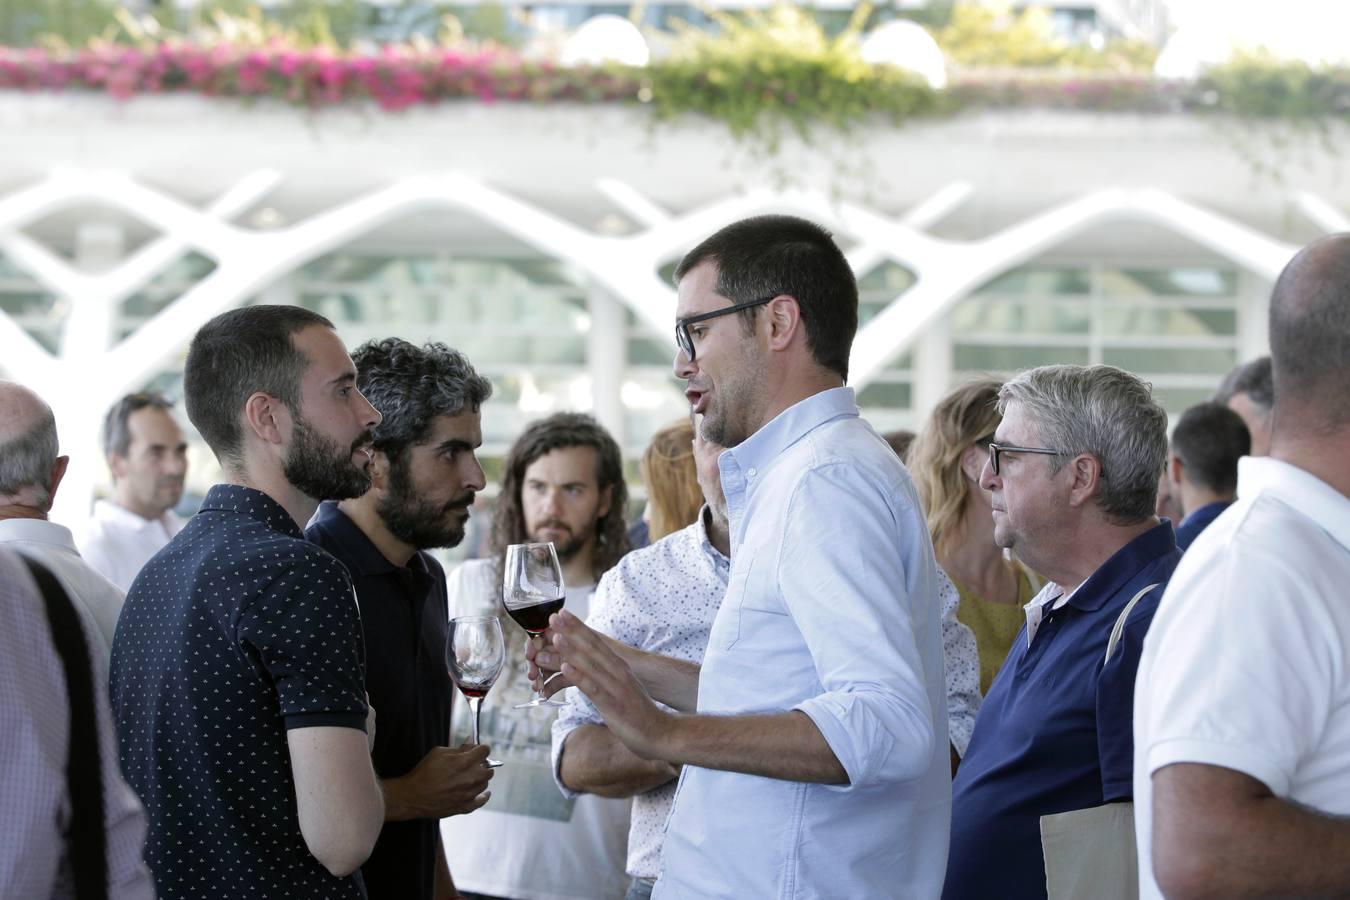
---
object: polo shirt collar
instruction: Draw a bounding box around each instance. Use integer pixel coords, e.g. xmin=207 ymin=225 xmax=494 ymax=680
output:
xmin=720 ymin=386 xmax=858 ymax=487
xmin=0 ymin=516 xmax=78 ymax=553
xmin=311 ymin=500 xmax=407 ymax=578
xmin=94 ymin=498 xmax=174 ymax=534
xmin=1177 ymin=500 xmax=1231 ymax=533
xmin=1239 ymin=456 xmax=1350 ymax=553
xmin=200 ymin=484 xmax=304 ymax=540
xmin=1060 ymin=519 xmax=1177 ymax=612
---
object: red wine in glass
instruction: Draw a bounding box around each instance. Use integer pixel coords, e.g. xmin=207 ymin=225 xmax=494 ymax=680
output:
xmin=506 ymin=594 xmax=564 ymax=635
xmin=503 ymin=542 xmax=567 ymax=709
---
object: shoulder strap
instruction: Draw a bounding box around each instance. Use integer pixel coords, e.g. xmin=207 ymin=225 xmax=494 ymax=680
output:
xmin=21 ymin=558 xmax=108 ymax=900
xmin=1104 ymin=583 xmax=1160 ymax=665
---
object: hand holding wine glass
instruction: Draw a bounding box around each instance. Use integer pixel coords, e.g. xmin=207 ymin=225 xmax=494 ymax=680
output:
xmin=503 ymin=541 xmax=568 ymax=709
xmin=446 ymin=615 xmax=506 ymax=768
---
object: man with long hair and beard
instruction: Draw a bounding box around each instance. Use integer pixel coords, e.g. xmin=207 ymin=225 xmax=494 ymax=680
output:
xmin=305 ymin=338 xmax=497 ymax=900
xmin=442 ymin=412 xmax=632 ymax=900
xmin=110 ymin=305 xmax=386 ymax=899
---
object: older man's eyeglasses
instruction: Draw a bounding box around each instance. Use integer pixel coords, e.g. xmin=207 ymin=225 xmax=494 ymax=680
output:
xmin=987 ymin=442 xmax=1061 ymax=476
xmin=675 ymin=296 xmax=776 ymax=363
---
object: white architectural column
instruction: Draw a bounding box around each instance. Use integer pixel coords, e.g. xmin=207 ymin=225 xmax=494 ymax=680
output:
xmin=586 ymin=280 xmax=627 ymax=448
xmin=911 ymin=311 xmax=953 ymax=425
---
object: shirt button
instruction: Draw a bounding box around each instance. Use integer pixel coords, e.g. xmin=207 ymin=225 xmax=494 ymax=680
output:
xmin=748 ymin=467 xmax=757 ymax=478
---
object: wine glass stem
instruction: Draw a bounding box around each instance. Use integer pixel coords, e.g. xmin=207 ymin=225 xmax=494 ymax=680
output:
xmin=468 ymin=696 xmax=483 ymax=746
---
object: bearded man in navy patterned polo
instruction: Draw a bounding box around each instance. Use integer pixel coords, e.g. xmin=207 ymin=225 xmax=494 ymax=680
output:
xmin=110 ymin=305 xmax=387 ymax=899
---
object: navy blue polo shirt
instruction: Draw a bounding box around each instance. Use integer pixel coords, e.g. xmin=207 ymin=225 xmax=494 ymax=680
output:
xmin=110 ymin=484 xmax=369 ymax=900
xmin=306 ymin=501 xmax=452 ymax=900
xmin=943 ymin=521 xmax=1180 ymax=900
xmin=1174 ymin=500 xmax=1232 ymax=551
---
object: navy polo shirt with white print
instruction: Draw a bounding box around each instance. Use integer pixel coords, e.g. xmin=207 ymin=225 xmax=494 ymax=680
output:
xmin=943 ymin=521 xmax=1180 ymax=900
xmin=110 ymin=484 xmax=370 ymax=900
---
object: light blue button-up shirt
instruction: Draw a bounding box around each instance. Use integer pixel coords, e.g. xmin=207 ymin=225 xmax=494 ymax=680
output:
xmin=654 ymin=387 xmax=951 ymax=900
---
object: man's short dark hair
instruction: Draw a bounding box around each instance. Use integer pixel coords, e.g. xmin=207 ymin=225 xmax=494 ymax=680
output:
xmin=1213 ymin=355 xmax=1273 ymax=412
xmin=1268 ymin=234 xmax=1350 ymax=426
xmin=490 ymin=412 xmax=630 ymax=581
xmin=102 ymin=393 xmax=174 ymax=460
xmin=183 ymin=305 xmax=334 ymax=464
xmin=673 ymin=215 xmax=858 ymax=381
xmin=1171 ymin=402 xmax=1250 ymax=495
xmin=351 ymin=338 xmax=493 ymax=464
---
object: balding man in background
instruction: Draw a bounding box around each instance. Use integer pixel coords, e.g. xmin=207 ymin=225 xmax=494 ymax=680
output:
xmin=1136 ymin=235 xmax=1350 ymax=898
xmin=0 ymin=381 xmax=126 ymax=660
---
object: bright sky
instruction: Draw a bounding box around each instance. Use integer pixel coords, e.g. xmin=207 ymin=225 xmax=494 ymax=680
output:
xmin=1164 ymin=0 xmax=1350 ymax=64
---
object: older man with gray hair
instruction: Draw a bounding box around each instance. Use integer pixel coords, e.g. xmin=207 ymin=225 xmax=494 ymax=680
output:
xmin=0 ymin=381 xmax=126 ymax=661
xmin=944 ymin=364 xmax=1182 ymax=900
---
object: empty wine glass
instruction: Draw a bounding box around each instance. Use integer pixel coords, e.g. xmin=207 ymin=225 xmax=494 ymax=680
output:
xmin=446 ymin=615 xmax=506 ymax=768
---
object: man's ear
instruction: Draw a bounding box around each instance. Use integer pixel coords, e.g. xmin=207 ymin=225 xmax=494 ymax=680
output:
xmin=765 ymin=295 xmax=802 ymax=353
xmin=242 ymin=392 xmax=288 ymax=447
xmin=47 ymin=455 xmax=70 ymax=509
xmin=1065 ymin=453 xmax=1103 ymax=509
xmin=959 ymin=444 xmax=986 ymax=483
xmin=1168 ymin=453 xmax=1184 ymax=487
xmin=366 ymin=449 xmax=392 ymax=495
xmin=596 ymin=483 xmax=613 ymax=520
xmin=108 ymin=452 xmax=129 ymax=481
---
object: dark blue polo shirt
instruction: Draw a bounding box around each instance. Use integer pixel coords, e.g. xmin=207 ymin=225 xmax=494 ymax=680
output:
xmin=306 ymin=501 xmax=452 ymax=900
xmin=943 ymin=521 xmax=1180 ymax=900
xmin=1174 ymin=500 xmax=1232 ymax=550
xmin=110 ymin=484 xmax=369 ymax=900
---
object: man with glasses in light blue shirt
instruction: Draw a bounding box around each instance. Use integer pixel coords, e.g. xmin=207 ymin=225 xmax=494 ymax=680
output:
xmin=529 ymin=214 xmax=951 ymax=899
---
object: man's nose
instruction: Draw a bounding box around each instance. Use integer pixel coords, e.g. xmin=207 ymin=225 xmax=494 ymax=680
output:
xmin=979 ymin=458 xmax=999 ymax=492
xmin=674 ymin=346 xmax=696 ymax=380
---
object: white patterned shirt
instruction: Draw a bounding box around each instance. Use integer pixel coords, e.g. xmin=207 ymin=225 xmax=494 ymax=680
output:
xmin=551 ymin=508 xmax=730 ymax=880
xmin=938 ymin=566 xmax=982 ymax=757
xmin=0 ymin=546 xmax=154 ymax=900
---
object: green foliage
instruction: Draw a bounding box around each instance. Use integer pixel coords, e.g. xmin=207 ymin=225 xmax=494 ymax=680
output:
xmin=937 ymin=2 xmax=1155 ymax=72
xmin=1201 ymin=51 xmax=1350 ymax=120
xmin=643 ymin=4 xmax=940 ymax=150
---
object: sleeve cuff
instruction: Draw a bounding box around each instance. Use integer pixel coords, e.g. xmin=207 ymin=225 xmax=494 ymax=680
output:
xmin=283 ymin=710 xmax=368 ymax=731
xmin=1146 ymin=737 xmax=1292 ymax=796
xmin=794 ymin=696 xmax=886 ymax=793
xmin=552 ymin=729 xmax=585 ymax=801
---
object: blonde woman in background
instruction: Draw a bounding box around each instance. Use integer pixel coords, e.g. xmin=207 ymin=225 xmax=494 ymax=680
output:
xmin=641 ymin=419 xmax=705 ymax=542
xmin=910 ymin=378 xmax=1042 ymax=694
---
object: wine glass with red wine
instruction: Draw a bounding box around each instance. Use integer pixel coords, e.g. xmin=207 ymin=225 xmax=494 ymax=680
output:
xmin=503 ymin=541 xmax=567 ymax=709
xmin=446 ymin=615 xmax=505 ymax=767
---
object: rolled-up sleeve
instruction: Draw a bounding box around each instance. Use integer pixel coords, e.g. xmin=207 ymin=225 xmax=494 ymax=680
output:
xmin=782 ymin=464 xmax=937 ymax=790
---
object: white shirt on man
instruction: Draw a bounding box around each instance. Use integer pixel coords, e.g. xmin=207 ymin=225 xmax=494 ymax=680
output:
xmin=78 ymin=499 xmax=183 ymax=593
xmin=1134 ymin=456 xmax=1350 ymax=899
xmin=0 ymin=517 xmax=126 ymax=663
xmin=551 ymin=508 xmax=729 ymax=881
xmin=655 ymin=388 xmax=950 ymax=899
xmin=442 ymin=557 xmax=631 ymax=900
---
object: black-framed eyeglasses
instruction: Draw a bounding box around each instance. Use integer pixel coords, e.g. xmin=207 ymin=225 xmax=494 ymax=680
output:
xmin=987 ymin=442 xmax=1061 ymax=476
xmin=675 ymin=295 xmax=776 ymax=362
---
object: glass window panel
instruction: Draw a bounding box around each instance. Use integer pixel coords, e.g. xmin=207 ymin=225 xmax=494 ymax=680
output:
xmin=1105 ymin=267 xmax=1238 ymax=297
xmin=1102 ymin=347 xmax=1237 ymax=375
xmin=629 ymin=338 xmax=674 ymax=366
xmin=954 ymin=344 xmax=1090 ymax=370
xmin=857 ymin=261 xmax=916 ymax=295
xmin=951 ymin=297 xmax=1091 ymax=335
xmin=1099 ymin=305 xmax=1238 ymax=337
xmin=974 ymin=267 xmax=1091 ymax=296
xmin=1152 ymin=387 xmax=1218 ymax=414
xmin=857 ymin=381 xmax=913 ymax=409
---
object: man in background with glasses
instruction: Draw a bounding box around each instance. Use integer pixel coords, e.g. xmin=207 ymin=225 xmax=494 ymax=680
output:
xmin=532 ymin=214 xmax=951 ymax=898
xmin=305 ymin=338 xmax=496 ymax=900
xmin=944 ymin=364 xmax=1180 ymax=900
